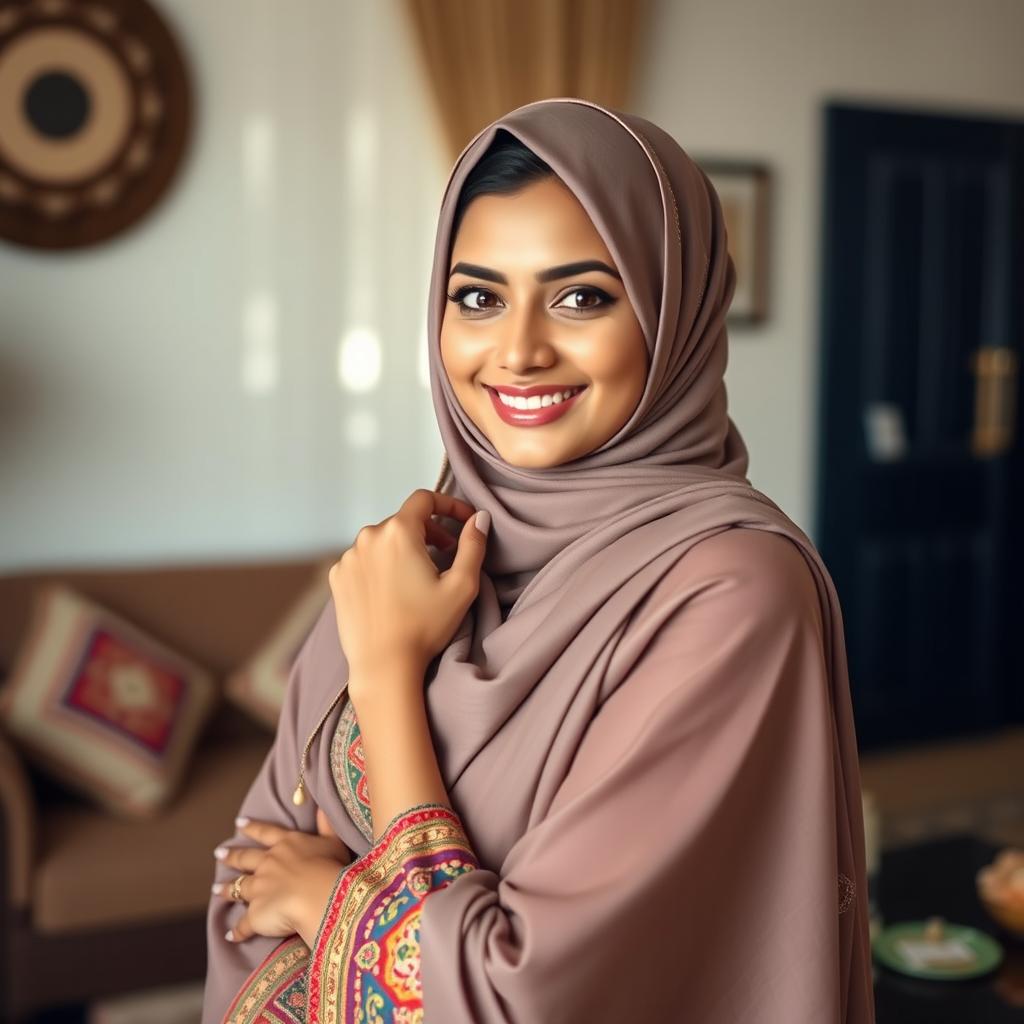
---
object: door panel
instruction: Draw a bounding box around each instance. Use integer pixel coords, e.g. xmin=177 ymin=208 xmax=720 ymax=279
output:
xmin=816 ymin=102 xmax=1023 ymax=750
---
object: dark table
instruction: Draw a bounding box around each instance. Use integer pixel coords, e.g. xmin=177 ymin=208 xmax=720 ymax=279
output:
xmin=874 ymin=833 xmax=1024 ymax=1022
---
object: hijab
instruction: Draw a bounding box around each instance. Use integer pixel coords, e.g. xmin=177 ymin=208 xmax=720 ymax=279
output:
xmin=203 ymin=96 xmax=875 ymax=1023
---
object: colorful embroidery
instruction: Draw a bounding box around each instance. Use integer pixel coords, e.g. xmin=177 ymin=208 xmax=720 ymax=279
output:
xmin=330 ymin=695 xmax=374 ymax=843
xmin=223 ymin=725 xmax=478 ymax=1023
xmin=222 ymin=934 xmax=310 ymax=1024
xmin=306 ymin=802 xmax=480 ymax=1024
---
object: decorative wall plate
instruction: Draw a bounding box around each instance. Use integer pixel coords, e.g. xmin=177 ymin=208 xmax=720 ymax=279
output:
xmin=0 ymin=0 xmax=191 ymax=249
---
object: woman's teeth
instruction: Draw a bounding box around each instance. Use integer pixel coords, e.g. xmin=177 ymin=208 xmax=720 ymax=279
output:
xmin=496 ymin=387 xmax=584 ymax=410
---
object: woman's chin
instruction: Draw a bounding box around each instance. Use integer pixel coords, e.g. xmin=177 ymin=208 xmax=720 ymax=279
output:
xmin=491 ymin=443 xmax=578 ymax=470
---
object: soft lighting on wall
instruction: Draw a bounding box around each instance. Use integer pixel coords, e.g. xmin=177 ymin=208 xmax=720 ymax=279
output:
xmin=242 ymin=113 xmax=275 ymax=209
xmin=241 ymin=290 xmax=279 ymax=394
xmin=343 ymin=409 xmax=379 ymax=449
xmin=337 ymin=326 xmax=381 ymax=392
xmin=346 ymin=105 xmax=376 ymax=208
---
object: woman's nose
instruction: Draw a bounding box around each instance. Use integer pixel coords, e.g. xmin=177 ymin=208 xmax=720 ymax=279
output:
xmin=494 ymin=303 xmax=555 ymax=373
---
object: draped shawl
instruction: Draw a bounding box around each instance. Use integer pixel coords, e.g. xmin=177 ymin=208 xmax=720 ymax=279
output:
xmin=202 ymin=97 xmax=875 ymax=1023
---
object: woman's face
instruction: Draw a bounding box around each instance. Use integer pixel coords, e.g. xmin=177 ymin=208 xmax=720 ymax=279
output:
xmin=440 ymin=176 xmax=649 ymax=469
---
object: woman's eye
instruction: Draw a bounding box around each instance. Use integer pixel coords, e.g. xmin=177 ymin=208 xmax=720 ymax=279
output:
xmin=447 ymin=286 xmax=501 ymax=314
xmin=556 ymin=287 xmax=614 ymax=312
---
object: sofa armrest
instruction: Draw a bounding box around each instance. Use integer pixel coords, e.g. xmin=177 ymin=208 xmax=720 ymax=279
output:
xmin=0 ymin=730 xmax=36 ymax=909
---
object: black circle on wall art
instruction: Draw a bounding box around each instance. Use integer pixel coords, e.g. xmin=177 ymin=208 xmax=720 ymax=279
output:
xmin=0 ymin=0 xmax=192 ymax=250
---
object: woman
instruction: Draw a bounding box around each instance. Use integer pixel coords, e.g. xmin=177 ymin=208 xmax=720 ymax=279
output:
xmin=202 ymin=97 xmax=875 ymax=1023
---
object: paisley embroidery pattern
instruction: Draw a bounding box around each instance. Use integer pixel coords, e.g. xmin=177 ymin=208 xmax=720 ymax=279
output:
xmin=330 ymin=695 xmax=374 ymax=843
xmin=306 ymin=803 xmax=480 ymax=1024
xmin=225 ymin=716 xmax=480 ymax=1023
xmin=222 ymin=934 xmax=310 ymax=1023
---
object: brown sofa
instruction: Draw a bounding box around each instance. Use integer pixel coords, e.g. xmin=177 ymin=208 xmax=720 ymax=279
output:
xmin=0 ymin=551 xmax=336 ymax=1023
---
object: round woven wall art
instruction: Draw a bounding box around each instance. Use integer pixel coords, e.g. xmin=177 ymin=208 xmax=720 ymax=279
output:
xmin=0 ymin=0 xmax=191 ymax=250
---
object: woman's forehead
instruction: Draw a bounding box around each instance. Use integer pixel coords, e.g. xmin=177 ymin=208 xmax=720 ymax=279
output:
xmin=447 ymin=181 xmax=617 ymax=269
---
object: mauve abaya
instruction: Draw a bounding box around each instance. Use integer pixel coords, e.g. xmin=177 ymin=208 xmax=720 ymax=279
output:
xmin=202 ymin=97 xmax=876 ymax=1023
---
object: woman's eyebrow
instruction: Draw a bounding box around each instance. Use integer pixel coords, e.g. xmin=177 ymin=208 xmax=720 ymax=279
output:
xmin=448 ymin=260 xmax=622 ymax=284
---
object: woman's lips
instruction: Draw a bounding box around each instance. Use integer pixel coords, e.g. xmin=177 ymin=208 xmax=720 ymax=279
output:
xmin=485 ymin=385 xmax=587 ymax=427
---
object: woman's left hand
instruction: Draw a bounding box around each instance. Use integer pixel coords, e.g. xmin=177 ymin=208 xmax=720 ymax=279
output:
xmin=213 ymin=808 xmax=353 ymax=946
xmin=329 ymin=488 xmax=490 ymax=686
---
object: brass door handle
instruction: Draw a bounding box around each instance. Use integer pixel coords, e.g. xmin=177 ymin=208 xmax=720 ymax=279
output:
xmin=969 ymin=346 xmax=1019 ymax=457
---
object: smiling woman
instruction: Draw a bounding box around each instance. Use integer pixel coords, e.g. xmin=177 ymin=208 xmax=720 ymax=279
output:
xmin=440 ymin=138 xmax=650 ymax=469
xmin=202 ymin=98 xmax=875 ymax=1024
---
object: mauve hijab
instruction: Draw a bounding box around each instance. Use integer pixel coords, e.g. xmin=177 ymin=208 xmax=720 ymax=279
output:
xmin=203 ymin=97 xmax=875 ymax=1023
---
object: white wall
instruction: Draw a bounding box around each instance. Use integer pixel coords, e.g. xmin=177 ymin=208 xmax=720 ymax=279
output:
xmin=0 ymin=0 xmax=449 ymax=571
xmin=2 ymin=0 xmax=1023 ymax=572
xmin=637 ymin=0 xmax=1024 ymax=532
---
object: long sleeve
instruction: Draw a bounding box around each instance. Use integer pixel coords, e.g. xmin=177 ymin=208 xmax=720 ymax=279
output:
xmin=305 ymin=801 xmax=480 ymax=1022
xmin=219 ymin=801 xmax=479 ymax=1024
xmin=207 ymin=588 xmax=481 ymax=1024
xmin=416 ymin=529 xmax=874 ymax=1022
xmin=201 ymin=597 xmax=339 ymax=1024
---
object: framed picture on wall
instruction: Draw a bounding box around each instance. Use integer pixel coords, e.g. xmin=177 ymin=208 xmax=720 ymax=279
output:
xmin=695 ymin=160 xmax=771 ymax=325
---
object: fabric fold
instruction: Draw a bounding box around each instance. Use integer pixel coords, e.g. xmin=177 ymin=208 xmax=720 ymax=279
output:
xmin=419 ymin=528 xmax=870 ymax=1021
xmin=201 ymin=95 xmax=875 ymax=1024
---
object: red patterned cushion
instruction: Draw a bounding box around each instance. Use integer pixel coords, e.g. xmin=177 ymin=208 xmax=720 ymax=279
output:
xmin=0 ymin=583 xmax=218 ymax=817
xmin=224 ymin=559 xmax=334 ymax=730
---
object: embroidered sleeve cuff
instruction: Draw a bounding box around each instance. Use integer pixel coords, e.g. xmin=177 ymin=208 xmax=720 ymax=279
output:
xmin=305 ymin=801 xmax=480 ymax=1024
xmin=221 ymin=934 xmax=310 ymax=1024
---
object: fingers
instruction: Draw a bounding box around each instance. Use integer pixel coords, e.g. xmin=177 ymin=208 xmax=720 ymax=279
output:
xmin=211 ymin=872 xmax=248 ymax=903
xmin=226 ymin=817 xmax=350 ymax=862
xmin=402 ymin=488 xmax=476 ymax=524
xmin=235 ymin=818 xmax=291 ymax=846
xmin=429 ymin=490 xmax=476 ymax=521
xmin=226 ymin=910 xmax=256 ymax=943
xmin=215 ymin=844 xmax=264 ymax=873
xmin=384 ymin=489 xmax=482 ymax=552
xmin=425 ymin=518 xmax=457 ymax=549
xmin=211 ymin=871 xmax=255 ymax=943
xmin=211 ymin=866 xmax=251 ymax=943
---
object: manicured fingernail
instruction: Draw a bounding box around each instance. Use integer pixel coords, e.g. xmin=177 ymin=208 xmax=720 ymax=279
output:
xmin=474 ymin=510 xmax=490 ymax=537
xmin=213 ymin=846 xmax=228 ymax=860
xmin=225 ymin=929 xmax=234 ymax=941
xmin=211 ymin=882 xmax=224 ymax=895
xmin=235 ymin=816 xmax=250 ymax=828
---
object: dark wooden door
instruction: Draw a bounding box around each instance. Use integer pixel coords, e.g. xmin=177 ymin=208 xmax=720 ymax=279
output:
xmin=816 ymin=102 xmax=1024 ymax=751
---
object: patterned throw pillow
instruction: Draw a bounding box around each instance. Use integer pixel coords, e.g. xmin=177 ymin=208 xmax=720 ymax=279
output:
xmin=0 ymin=583 xmax=218 ymax=818
xmin=224 ymin=561 xmax=333 ymax=730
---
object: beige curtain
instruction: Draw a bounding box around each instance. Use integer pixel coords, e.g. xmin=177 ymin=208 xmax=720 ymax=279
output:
xmin=401 ymin=0 xmax=653 ymax=164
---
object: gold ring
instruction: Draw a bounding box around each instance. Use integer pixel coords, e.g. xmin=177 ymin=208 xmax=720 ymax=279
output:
xmin=231 ymin=874 xmax=245 ymax=901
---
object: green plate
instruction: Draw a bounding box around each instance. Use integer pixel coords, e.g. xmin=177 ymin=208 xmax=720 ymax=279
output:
xmin=872 ymin=920 xmax=1004 ymax=980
